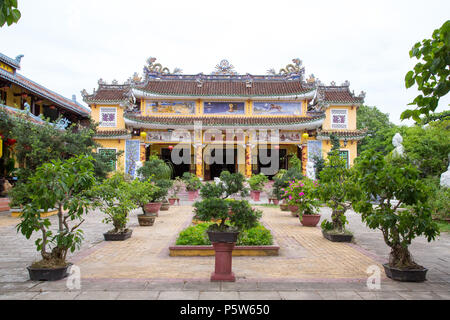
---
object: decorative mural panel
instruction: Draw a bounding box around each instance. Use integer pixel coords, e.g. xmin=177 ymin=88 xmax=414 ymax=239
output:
xmin=308 ymin=140 xmax=322 ymax=159
xmin=125 ymin=140 xmax=141 ymax=178
xmin=146 ymin=130 xmax=192 ymax=142
xmin=252 ymin=102 xmax=302 ymax=115
xmin=99 ymin=107 xmax=117 ymax=127
xmin=145 ymin=101 xmax=195 ymax=114
xmin=203 ymin=102 xmax=245 ymax=115
xmin=279 ymin=131 xmax=301 ymax=142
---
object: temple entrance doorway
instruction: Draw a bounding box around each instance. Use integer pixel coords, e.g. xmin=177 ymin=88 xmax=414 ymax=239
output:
xmin=205 ymin=147 xmax=237 ymax=180
xmin=161 ymin=147 xmax=191 ymax=179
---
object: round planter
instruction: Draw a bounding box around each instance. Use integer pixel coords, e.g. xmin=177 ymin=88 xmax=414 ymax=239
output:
xmin=272 ymin=199 xmax=279 ymax=205
xmin=103 ymin=229 xmax=133 ymax=241
xmin=160 ymin=202 xmax=170 ymax=211
xmin=252 ymin=190 xmax=261 ymax=201
xmin=288 ymin=205 xmax=299 ymax=216
xmin=250 ymin=190 xmax=255 ymax=200
xmin=188 ymin=190 xmax=197 ymax=201
xmin=299 ymin=214 xmax=321 ymax=227
xmin=138 ymin=214 xmax=155 ymax=226
xmin=207 ymin=231 xmax=240 ymax=243
xmin=168 ymin=198 xmax=177 ymax=205
xmin=27 ymin=263 xmax=72 ymax=281
xmin=322 ymin=230 xmax=353 ymax=242
xmin=383 ymin=263 xmax=428 ymax=282
xmin=144 ymin=202 xmax=161 ymax=215
xmin=280 ymin=203 xmax=289 ymax=211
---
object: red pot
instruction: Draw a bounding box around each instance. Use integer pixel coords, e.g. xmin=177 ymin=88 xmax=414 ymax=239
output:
xmin=249 ymin=190 xmax=255 ymax=200
xmin=288 ymin=205 xmax=299 ymax=213
xmin=168 ymin=198 xmax=177 ymax=205
xmin=188 ymin=190 xmax=197 ymax=201
xmin=272 ymin=199 xmax=279 ymax=205
xmin=253 ymin=190 xmax=261 ymax=201
xmin=144 ymin=202 xmax=162 ymax=214
xmin=300 ymin=214 xmax=321 ymax=227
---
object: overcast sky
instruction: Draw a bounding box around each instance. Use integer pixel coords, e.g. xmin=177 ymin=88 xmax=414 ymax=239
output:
xmin=2 ymin=0 xmax=449 ymax=124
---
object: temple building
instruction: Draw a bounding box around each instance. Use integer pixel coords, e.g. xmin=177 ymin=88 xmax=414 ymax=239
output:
xmin=82 ymin=58 xmax=367 ymax=180
xmin=0 ymin=52 xmax=90 ymax=124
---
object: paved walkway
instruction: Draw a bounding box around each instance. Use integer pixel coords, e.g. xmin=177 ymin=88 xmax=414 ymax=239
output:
xmin=0 ymin=202 xmax=449 ymax=300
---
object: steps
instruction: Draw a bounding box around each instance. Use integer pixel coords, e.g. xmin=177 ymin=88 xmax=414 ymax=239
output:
xmin=0 ymin=197 xmax=11 ymax=212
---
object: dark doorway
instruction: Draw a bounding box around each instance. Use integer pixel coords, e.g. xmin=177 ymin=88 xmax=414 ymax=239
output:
xmin=161 ymin=147 xmax=191 ymax=178
xmin=208 ymin=148 xmax=237 ymax=180
xmin=255 ymin=148 xmax=287 ymax=179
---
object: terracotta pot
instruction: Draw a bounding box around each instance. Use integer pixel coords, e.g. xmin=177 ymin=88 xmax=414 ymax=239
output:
xmin=253 ymin=190 xmax=261 ymax=201
xmin=299 ymin=214 xmax=321 ymax=227
xmin=280 ymin=203 xmax=289 ymax=211
xmin=138 ymin=214 xmax=155 ymax=226
xmin=270 ymin=199 xmax=279 ymax=205
xmin=188 ymin=190 xmax=197 ymax=201
xmin=160 ymin=202 xmax=170 ymax=211
xmin=288 ymin=205 xmax=299 ymax=216
xmin=168 ymin=198 xmax=177 ymax=205
xmin=249 ymin=190 xmax=255 ymax=200
xmin=144 ymin=202 xmax=161 ymax=215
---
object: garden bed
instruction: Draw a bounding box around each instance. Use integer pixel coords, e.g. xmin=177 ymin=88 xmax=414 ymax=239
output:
xmin=169 ymin=244 xmax=279 ymax=256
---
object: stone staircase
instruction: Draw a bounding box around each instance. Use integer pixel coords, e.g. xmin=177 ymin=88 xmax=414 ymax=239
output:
xmin=0 ymin=197 xmax=11 ymax=213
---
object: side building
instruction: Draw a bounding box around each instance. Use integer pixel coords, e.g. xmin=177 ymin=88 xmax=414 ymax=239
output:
xmin=82 ymin=58 xmax=366 ymax=180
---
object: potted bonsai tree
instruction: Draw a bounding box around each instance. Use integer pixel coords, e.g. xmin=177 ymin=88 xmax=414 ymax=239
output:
xmin=182 ymin=172 xmax=202 ymax=201
xmin=169 ymin=177 xmax=183 ymax=205
xmin=92 ymin=173 xmax=137 ymax=241
xmin=15 ymin=155 xmax=96 ymax=281
xmin=273 ymin=168 xmax=302 ymax=211
xmin=284 ymin=178 xmax=321 ymax=226
xmin=129 ymin=179 xmax=160 ymax=226
xmin=318 ymin=149 xmax=356 ymax=242
xmin=352 ymin=151 xmax=440 ymax=282
xmin=248 ymin=173 xmax=268 ymax=201
xmin=193 ymin=197 xmax=261 ymax=281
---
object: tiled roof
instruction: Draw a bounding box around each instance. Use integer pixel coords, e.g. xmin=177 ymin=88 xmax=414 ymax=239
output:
xmin=0 ymin=69 xmax=90 ymax=116
xmin=83 ymin=85 xmax=130 ymax=103
xmin=1 ymin=104 xmax=45 ymax=125
xmin=124 ymin=113 xmax=325 ymax=127
xmin=319 ymin=86 xmax=364 ymax=104
xmin=316 ymin=129 xmax=367 ymax=140
xmin=0 ymin=53 xmax=21 ymax=70
xmin=94 ymin=129 xmax=131 ymax=139
xmin=137 ymin=80 xmax=313 ymax=97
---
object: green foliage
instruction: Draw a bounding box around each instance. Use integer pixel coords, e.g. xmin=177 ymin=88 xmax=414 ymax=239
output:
xmin=90 ymin=173 xmax=137 ymax=233
xmin=329 ymin=134 xmax=340 ymax=152
xmin=15 ymin=155 xmax=96 ymax=264
xmin=199 ymin=171 xmax=249 ymax=199
xmin=128 ymin=179 xmax=161 ymax=210
xmin=352 ymin=151 xmax=440 ymax=268
xmin=193 ymin=197 xmax=230 ymax=231
xmin=423 ymin=177 xmax=450 ymax=220
xmin=137 ymin=155 xmax=172 ymax=181
xmin=0 ymin=110 xmax=118 ymax=181
xmin=318 ymin=150 xmax=356 ymax=232
xmin=227 ymin=199 xmax=261 ymax=231
xmin=312 ymin=155 xmax=325 ymax=179
xmin=0 ymin=0 xmax=21 ymax=27
xmin=175 ymin=222 xmax=273 ymax=246
xmin=288 ymin=153 xmax=302 ymax=171
xmin=182 ymin=172 xmax=202 ymax=191
xmin=282 ymin=178 xmax=320 ymax=215
xmin=272 ymin=167 xmax=304 ymax=200
xmin=169 ymin=177 xmax=184 ymax=198
xmin=402 ymin=20 xmax=450 ymax=122
xmin=248 ymin=173 xmax=268 ymax=191
xmin=357 ymin=105 xmax=396 ymax=155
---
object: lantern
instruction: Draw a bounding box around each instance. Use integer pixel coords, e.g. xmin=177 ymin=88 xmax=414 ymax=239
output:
xmin=140 ymin=131 xmax=147 ymax=140
xmin=168 ymin=145 xmax=174 ymax=150
xmin=274 ymin=145 xmax=280 ymax=150
xmin=302 ymin=133 xmax=309 ymax=140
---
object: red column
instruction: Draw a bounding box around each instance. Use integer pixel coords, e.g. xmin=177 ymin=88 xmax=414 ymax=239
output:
xmin=210 ymin=242 xmax=236 ymax=282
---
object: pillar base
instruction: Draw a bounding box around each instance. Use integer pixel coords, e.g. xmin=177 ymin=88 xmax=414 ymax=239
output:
xmin=211 ymin=271 xmax=235 ymax=282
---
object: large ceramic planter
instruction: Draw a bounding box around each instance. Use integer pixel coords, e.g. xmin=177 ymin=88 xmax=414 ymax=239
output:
xmin=103 ymin=229 xmax=133 ymax=241
xmin=383 ymin=263 xmax=428 ymax=282
xmin=252 ymin=190 xmax=261 ymax=201
xmin=322 ymin=230 xmax=353 ymax=242
xmin=144 ymin=202 xmax=162 ymax=216
xmin=207 ymin=231 xmax=240 ymax=282
xmin=288 ymin=205 xmax=299 ymax=217
xmin=160 ymin=202 xmax=170 ymax=211
xmin=299 ymin=214 xmax=321 ymax=227
xmin=138 ymin=214 xmax=155 ymax=226
xmin=27 ymin=263 xmax=72 ymax=281
xmin=188 ymin=190 xmax=197 ymax=201
xmin=168 ymin=198 xmax=177 ymax=205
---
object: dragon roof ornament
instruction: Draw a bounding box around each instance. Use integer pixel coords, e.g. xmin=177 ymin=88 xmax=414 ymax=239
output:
xmin=143 ymin=57 xmax=182 ymax=77
xmin=267 ymin=58 xmax=305 ymax=79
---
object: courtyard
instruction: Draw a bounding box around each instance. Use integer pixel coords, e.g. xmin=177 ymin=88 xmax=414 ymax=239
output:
xmin=1 ymin=202 xmax=449 ymax=300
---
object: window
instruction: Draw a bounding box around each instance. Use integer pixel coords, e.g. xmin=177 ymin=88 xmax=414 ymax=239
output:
xmin=99 ymin=107 xmax=117 ymax=127
xmin=98 ymin=148 xmax=117 ymax=171
xmin=339 ymin=150 xmax=349 ymax=168
xmin=331 ymin=109 xmax=348 ymax=129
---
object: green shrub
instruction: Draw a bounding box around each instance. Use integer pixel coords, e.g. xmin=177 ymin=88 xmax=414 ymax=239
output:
xmin=237 ymin=224 xmax=273 ymax=246
xmin=424 ymin=177 xmax=450 ymax=220
xmin=248 ymin=173 xmax=268 ymax=191
xmin=176 ymin=223 xmax=210 ymax=245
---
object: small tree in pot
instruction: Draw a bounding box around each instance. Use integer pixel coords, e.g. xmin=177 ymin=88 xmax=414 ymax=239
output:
xmin=91 ymin=173 xmax=137 ymax=241
xmin=352 ymin=151 xmax=439 ymax=282
xmin=318 ymin=149 xmax=356 ymax=242
xmin=283 ymin=178 xmax=321 ymax=226
xmin=248 ymin=173 xmax=268 ymax=201
xmin=182 ymin=172 xmax=202 ymax=200
xmin=169 ymin=177 xmax=184 ymax=205
xmin=15 ymin=155 xmax=96 ymax=281
xmin=129 ymin=179 xmax=160 ymax=226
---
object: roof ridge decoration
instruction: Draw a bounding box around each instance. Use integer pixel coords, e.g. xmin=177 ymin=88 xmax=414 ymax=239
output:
xmin=143 ymin=57 xmax=182 ymax=78
xmin=212 ymin=59 xmax=237 ymax=75
xmin=0 ymin=52 xmax=23 ymax=70
xmin=267 ymin=58 xmax=305 ymax=79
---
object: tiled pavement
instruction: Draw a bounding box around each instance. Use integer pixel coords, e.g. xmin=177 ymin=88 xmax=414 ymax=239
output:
xmin=0 ymin=198 xmax=449 ymax=300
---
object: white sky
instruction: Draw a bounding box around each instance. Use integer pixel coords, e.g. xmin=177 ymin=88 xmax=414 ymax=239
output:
xmin=1 ymin=0 xmax=449 ymax=124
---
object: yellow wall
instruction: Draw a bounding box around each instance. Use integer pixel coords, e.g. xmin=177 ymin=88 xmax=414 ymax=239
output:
xmin=322 ymin=105 xmax=357 ymax=130
xmin=95 ymin=139 xmax=126 ymax=171
xmin=321 ymin=139 xmax=357 ymax=166
xmin=90 ymin=104 xmax=125 ymax=130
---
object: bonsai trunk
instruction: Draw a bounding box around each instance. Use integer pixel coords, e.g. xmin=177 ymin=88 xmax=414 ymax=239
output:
xmin=389 ymin=245 xmax=421 ymax=269
xmin=331 ymin=208 xmax=344 ymax=232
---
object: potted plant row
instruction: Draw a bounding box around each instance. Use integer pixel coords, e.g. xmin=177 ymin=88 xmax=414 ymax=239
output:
xmin=248 ymin=173 xmax=268 ymax=201
xmin=283 ymin=178 xmax=321 ymax=226
xmin=182 ymin=172 xmax=202 ymax=200
xmin=169 ymin=177 xmax=184 ymax=205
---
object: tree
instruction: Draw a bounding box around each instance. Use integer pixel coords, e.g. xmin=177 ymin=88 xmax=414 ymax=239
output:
xmin=15 ymin=155 xmax=96 ymax=267
xmin=402 ymin=20 xmax=450 ymax=122
xmin=357 ymin=105 xmax=396 ymax=154
xmin=0 ymin=0 xmax=21 ymax=27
